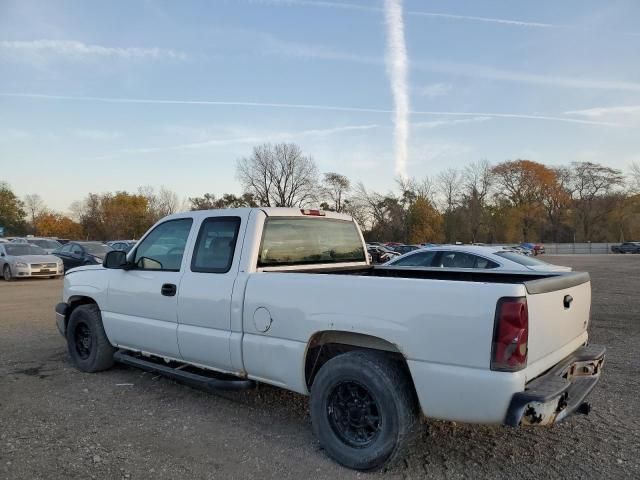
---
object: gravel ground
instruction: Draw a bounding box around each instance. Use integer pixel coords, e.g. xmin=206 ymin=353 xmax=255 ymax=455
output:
xmin=0 ymin=255 xmax=638 ymax=479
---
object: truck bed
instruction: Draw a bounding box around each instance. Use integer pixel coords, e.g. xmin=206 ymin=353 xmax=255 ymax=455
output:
xmin=273 ymin=264 xmax=590 ymax=293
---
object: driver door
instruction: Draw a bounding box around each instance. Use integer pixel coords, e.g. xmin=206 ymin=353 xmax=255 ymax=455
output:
xmin=101 ymin=218 xmax=194 ymax=359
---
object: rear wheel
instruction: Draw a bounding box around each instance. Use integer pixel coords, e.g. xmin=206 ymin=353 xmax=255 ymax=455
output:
xmin=310 ymin=351 xmax=419 ymax=471
xmin=66 ymin=304 xmax=115 ymax=372
xmin=3 ymin=265 xmax=13 ymax=281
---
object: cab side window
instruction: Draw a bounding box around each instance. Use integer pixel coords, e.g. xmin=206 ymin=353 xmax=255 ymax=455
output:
xmin=191 ymin=217 xmax=241 ymax=273
xmin=133 ymin=219 xmax=193 ymax=271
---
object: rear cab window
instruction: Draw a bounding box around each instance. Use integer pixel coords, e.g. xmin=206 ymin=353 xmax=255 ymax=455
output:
xmin=258 ymin=218 xmax=365 ymax=267
xmin=495 ymin=251 xmax=550 ymax=267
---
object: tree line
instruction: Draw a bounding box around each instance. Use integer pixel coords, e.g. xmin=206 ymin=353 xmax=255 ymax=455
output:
xmin=2 ymin=142 xmax=639 ymax=243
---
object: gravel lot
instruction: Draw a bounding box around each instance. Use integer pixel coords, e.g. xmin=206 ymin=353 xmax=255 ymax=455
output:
xmin=1 ymin=255 xmax=638 ymax=479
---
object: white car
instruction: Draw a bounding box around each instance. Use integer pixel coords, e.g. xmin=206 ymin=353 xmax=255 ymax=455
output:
xmin=386 ymin=245 xmax=571 ymax=272
xmin=0 ymin=243 xmax=64 ymax=280
xmin=55 ymin=208 xmax=603 ymax=470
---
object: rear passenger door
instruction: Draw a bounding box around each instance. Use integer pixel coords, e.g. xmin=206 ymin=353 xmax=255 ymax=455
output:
xmin=177 ymin=216 xmax=243 ymax=373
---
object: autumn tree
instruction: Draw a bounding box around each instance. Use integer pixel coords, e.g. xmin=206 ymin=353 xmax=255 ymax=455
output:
xmin=236 ymin=143 xmax=319 ymax=207
xmin=491 ymin=159 xmax=555 ymax=241
xmin=569 ymin=162 xmax=624 ymax=241
xmin=407 ymin=197 xmax=443 ymax=244
xmin=541 ymin=167 xmax=572 ymax=242
xmin=0 ymin=182 xmax=27 ymax=235
xmin=36 ymin=213 xmax=83 ymax=239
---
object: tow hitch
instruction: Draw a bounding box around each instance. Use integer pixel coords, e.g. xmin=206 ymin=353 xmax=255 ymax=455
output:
xmin=505 ymin=344 xmax=605 ymax=427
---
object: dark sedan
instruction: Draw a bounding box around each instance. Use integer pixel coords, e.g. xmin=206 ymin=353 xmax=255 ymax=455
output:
xmin=53 ymin=242 xmax=112 ymax=271
xmin=611 ymin=242 xmax=640 ymax=254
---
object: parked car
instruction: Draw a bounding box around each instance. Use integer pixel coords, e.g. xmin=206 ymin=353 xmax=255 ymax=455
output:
xmin=107 ymin=240 xmax=136 ymax=253
xmin=611 ymin=242 xmax=640 ymax=254
xmin=389 ymin=244 xmax=420 ymax=255
xmin=53 ymin=242 xmax=112 ymax=271
xmin=521 ymin=242 xmax=545 ymax=255
xmin=23 ymin=237 xmax=63 ymax=254
xmin=55 ymin=207 xmax=604 ymax=471
xmin=386 ymin=245 xmax=571 ymax=272
xmin=366 ymin=244 xmax=401 ymax=264
xmin=0 ymin=243 xmax=64 ymax=280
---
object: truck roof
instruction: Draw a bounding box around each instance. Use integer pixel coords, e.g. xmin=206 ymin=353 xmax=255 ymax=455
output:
xmin=163 ymin=207 xmax=354 ymax=222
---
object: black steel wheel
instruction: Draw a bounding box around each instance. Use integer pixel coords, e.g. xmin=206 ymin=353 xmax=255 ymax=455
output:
xmin=3 ymin=265 xmax=13 ymax=281
xmin=327 ymin=381 xmax=381 ymax=448
xmin=73 ymin=321 xmax=92 ymax=359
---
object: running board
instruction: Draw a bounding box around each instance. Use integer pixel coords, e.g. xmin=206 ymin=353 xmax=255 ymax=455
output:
xmin=114 ymin=350 xmax=256 ymax=391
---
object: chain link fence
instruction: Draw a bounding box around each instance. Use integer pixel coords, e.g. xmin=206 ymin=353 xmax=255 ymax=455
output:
xmin=542 ymin=243 xmax=615 ymax=254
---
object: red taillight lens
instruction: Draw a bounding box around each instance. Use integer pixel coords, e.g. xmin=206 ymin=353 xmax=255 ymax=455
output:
xmin=491 ymin=297 xmax=528 ymax=371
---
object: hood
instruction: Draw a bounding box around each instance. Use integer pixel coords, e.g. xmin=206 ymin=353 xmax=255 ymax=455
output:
xmin=8 ymin=254 xmax=62 ymax=264
xmin=66 ymin=264 xmax=104 ymax=274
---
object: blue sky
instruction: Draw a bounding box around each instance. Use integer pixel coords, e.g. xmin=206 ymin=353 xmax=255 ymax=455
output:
xmin=1 ymin=0 xmax=640 ymax=211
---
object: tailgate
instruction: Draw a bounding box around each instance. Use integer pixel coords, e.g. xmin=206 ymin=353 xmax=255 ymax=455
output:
xmin=524 ymin=272 xmax=591 ymax=367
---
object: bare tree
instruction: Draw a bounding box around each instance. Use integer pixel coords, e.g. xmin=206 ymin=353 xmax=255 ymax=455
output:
xmin=322 ymin=172 xmax=351 ymax=212
xmin=461 ymin=160 xmax=492 ymax=242
xmin=436 ymin=168 xmax=462 ymax=212
xmin=569 ymin=162 xmax=624 ymax=241
xmin=23 ymin=194 xmax=46 ymax=234
xmin=139 ymin=186 xmax=182 ymax=222
xmin=630 ymin=161 xmax=640 ymax=194
xmin=236 ymin=143 xmax=319 ymax=207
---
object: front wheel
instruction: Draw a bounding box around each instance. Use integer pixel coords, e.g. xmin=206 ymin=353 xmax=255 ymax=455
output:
xmin=3 ymin=265 xmax=13 ymax=281
xmin=66 ymin=304 xmax=115 ymax=372
xmin=310 ymin=351 xmax=419 ymax=471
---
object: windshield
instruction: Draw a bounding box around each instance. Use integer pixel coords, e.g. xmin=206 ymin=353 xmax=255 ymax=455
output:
xmin=30 ymin=239 xmax=62 ymax=249
xmin=80 ymin=243 xmax=112 ymax=256
xmin=5 ymin=244 xmax=47 ymax=256
xmin=259 ymin=218 xmax=365 ymax=267
xmin=495 ymin=251 xmax=551 ymax=267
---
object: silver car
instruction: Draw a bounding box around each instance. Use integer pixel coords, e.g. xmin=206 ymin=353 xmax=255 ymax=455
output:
xmin=19 ymin=237 xmax=63 ymax=254
xmin=0 ymin=243 xmax=64 ymax=280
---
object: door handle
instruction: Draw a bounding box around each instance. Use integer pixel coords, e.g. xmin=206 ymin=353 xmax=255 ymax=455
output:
xmin=161 ymin=283 xmax=177 ymax=296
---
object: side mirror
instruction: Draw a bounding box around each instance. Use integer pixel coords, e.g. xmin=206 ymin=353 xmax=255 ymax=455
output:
xmin=0 ymin=252 xmax=4 ymax=257
xmin=104 ymin=250 xmax=128 ymax=269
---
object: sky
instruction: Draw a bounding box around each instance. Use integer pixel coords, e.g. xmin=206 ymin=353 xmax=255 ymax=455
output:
xmin=1 ymin=0 xmax=640 ymax=212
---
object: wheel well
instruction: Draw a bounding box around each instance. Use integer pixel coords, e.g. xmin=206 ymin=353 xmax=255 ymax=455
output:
xmin=304 ymin=331 xmax=415 ymax=392
xmin=65 ymin=296 xmax=98 ymax=328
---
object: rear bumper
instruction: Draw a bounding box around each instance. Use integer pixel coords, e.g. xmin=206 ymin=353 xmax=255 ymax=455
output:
xmin=55 ymin=302 xmax=68 ymax=337
xmin=505 ymin=344 xmax=606 ymax=426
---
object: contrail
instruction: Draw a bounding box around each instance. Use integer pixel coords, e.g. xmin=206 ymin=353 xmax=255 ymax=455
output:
xmin=0 ymin=93 xmax=621 ymax=126
xmin=383 ymin=0 xmax=410 ymax=178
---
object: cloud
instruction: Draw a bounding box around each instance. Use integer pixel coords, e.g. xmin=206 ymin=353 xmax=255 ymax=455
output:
xmin=73 ymin=129 xmax=122 ymax=140
xmin=564 ymin=105 xmax=640 ymax=117
xmin=256 ymin=0 xmax=640 ymax=34
xmin=413 ymin=116 xmax=491 ymax=129
xmin=0 ymin=93 xmax=622 ymax=126
xmin=383 ymin=0 xmax=410 ymax=179
xmin=251 ymin=33 xmax=640 ymax=93
xmin=94 ymin=123 xmax=381 ymax=159
xmin=0 ymin=40 xmax=188 ymax=63
xmin=417 ymin=83 xmax=452 ymax=98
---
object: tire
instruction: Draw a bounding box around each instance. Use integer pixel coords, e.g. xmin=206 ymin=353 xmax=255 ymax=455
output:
xmin=66 ymin=304 xmax=115 ymax=372
xmin=310 ymin=351 xmax=419 ymax=471
xmin=3 ymin=265 xmax=13 ymax=281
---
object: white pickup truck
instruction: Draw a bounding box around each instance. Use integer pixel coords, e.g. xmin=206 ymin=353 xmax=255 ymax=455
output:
xmin=55 ymin=208 xmax=605 ymax=470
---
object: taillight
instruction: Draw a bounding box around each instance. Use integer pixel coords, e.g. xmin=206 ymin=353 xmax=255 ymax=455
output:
xmin=491 ymin=297 xmax=528 ymax=371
